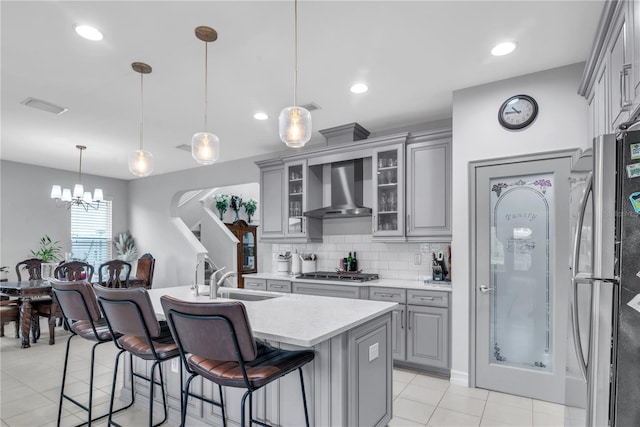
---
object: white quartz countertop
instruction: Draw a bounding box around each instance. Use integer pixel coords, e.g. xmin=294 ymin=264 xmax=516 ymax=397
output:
xmin=148 ymin=286 xmax=397 ymax=348
xmin=243 ymin=273 xmax=452 ymax=292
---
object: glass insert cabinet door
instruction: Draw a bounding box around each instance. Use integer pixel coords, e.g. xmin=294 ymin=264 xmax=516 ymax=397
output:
xmin=286 ymin=161 xmax=306 ymax=235
xmin=489 ymin=173 xmax=555 ymax=371
xmin=373 ymin=145 xmax=404 ymax=237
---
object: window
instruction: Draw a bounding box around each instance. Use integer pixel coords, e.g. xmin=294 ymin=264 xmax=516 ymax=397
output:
xmin=71 ymin=201 xmax=112 ymax=271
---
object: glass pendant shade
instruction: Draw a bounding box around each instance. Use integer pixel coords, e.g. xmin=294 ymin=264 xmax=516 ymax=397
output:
xmin=93 ymin=188 xmax=104 ymax=202
xmin=192 ymin=132 xmax=220 ymax=165
xmin=83 ymin=192 xmax=93 ymax=203
xmin=73 ymin=184 xmax=84 ymax=199
xmin=61 ymin=189 xmax=72 ymax=202
xmin=128 ymin=149 xmax=154 ymax=177
xmin=279 ymin=106 xmax=312 ymax=148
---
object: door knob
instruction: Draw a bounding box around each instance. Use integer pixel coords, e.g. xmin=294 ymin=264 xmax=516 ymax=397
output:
xmin=479 ymin=285 xmax=495 ymax=293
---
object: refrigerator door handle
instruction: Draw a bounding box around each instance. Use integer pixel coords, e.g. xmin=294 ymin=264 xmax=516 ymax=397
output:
xmin=569 ymin=173 xmax=592 ymax=382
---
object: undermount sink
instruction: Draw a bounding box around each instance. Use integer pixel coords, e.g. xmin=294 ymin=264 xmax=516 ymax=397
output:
xmin=219 ymin=291 xmax=281 ymax=302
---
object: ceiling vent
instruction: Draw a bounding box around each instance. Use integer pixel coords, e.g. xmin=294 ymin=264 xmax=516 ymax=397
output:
xmin=300 ymin=102 xmax=320 ymax=112
xmin=20 ymin=97 xmax=68 ymax=115
xmin=176 ymin=144 xmax=191 ymax=152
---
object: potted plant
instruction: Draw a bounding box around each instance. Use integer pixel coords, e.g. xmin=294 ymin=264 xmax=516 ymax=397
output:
xmin=214 ymin=194 xmax=229 ymax=221
xmin=114 ymin=232 xmax=138 ymax=262
xmin=30 ymin=235 xmax=63 ymax=277
xmin=242 ymin=199 xmax=257 ymax=223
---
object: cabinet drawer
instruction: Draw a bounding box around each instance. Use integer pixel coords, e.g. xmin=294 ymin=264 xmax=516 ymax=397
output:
xmin=369 ymin=287 xmax=407 ymax=304
xmin=267 ymin=280 xmax=292 ymax=293
xmin=407 ymin=289 xmax=448 ymax=307
xmin=244 ymin=278 xmax=266 ymax=291
xmin=293 ymin=282 xmax=366 ymax=299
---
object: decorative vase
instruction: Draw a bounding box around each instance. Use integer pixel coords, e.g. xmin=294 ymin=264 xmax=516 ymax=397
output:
xmin=218 ymin=209 xmax=226 ymax=221
xmin=247 ymin=214 xmax=253 ymax=224
xmin=233 ymin=209 xmax=240 ymax=222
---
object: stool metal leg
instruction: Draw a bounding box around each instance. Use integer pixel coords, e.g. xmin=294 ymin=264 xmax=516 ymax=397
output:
xmin=56 ymin=334 xmax=74 ymax=427
xmin=299 ymin=368 xmax=311 ymax=427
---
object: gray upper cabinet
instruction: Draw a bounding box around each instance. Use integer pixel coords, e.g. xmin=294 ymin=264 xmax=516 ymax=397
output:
xmin=372 ymin=144 xmax=405 ymax=239
xmin=258 ymin=163 xmax=285 ymax=239
xmin=284 ymin=160 xmax=323 ymax=242
xmin=581 ymin=1 xmax=640 ymax=132
xmin=406 ymin=131 xmax=452 ymax=240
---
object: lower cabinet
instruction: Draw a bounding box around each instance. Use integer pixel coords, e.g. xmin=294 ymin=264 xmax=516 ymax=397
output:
xmin=406 ymin=305 xmax=449 ymax=369
xmin=244 ymin=278 xmax=266 ymax=290
xmin=267 ymin=279 xmax=292 ymax=292
xmin=391 ymin=305 xmax=406 ymax=361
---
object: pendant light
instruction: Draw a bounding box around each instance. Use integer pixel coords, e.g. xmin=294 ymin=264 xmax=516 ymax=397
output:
xmin=128 ymin=62 xmax=154 ymax=177
xmin=51 ymin=145 xmax=104 ymax=211
xmin=279 ymin=0 xmax=311 ymax=148
xmin=192 ymin=26 xmax=220 ymax=165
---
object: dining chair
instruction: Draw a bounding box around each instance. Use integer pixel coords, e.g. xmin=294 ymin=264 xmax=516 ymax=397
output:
xmin=14 ymin=258 xmax=56 ymax=343
xmin=0 ymin=300 xmax=20 ymax=338
xmin=51 ymin=280 xmax=134 ymax=426
xmin=135 ymin=254 xmax=155 ymax=289
xmin=98 ymin=260 xmax=132 ymax=288
xmin=161 ymin=295 xmax=315 ymax=427
xmin=93 ymin=284 xmax=182 ymax=427
xmin=55 ymin=261 xmax=95 ymax=282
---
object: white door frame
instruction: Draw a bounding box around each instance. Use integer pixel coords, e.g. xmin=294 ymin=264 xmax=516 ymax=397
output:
xmin=468 ymin=148 xmax=582 ymax=390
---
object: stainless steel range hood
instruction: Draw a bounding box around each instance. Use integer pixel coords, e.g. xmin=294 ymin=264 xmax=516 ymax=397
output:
xmin=303 ymin=159 xmax=372 ymax=218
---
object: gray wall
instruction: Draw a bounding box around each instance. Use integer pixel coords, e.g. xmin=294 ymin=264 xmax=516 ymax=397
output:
xmin=0 ymin=160 xmax=129 ymax=281
xmin=450 ymin=62 xmax=590 ymax=386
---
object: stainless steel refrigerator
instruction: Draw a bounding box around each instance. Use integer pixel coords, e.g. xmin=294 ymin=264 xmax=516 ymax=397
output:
xmin=567 ymin=129 xmax=640 ymax=427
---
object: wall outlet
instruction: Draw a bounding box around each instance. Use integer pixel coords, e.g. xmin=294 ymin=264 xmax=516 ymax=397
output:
xmin=171 ymin=358 xmax=180 ymax=373
xmin=369 ymin=342 xmax=379 ymax=362
xmin=414 ymin=253 xmax=422 ymax=265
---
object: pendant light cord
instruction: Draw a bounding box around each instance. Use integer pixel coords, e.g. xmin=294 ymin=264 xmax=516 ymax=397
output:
xmin=78 ymin=147 xmax=83 ymax=185
xmin=204 ymin=41 xmax=209 ymax=132
xmin=139 ymin=71 xmax=144 ymax=151
xmin=293 ymin=0 xmax=298 ymax=107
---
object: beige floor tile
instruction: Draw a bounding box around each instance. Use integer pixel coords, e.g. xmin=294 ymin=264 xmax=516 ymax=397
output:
xmin=533 ymin=411 xmax=567 ymax=427
xmin=0 ymin=385 xmax=36 ymax=405
xmin=446 ymin=384 xmax=489 ymax=401
xmin=388 ymin=416 xmax=426 ymax=426
xmin=394 ymin=368 xmax=418 ymax=383
xmin=393 ymin=397 xmax=436 ymax=424
xmin=438 ymin=391 xmax=487 ymax=417
xmin=411 ymin=374 xmax=451 ymax=392
xmin=487 ymin=391 xmax=533 ymax=410
xmin=399 ymin=384 xmax=446 ymax=406
xmin=533 ymin=399 xmax=568 ymax=417
xmin=1 ymin=394 xmax=54 ymax=420
xmin=394 ymin=380 xmax=410 ymax=397
xmin=428 ymin=407 xmax=481 ymax=427
xmin=480 ymin=417 xmax=530 ymax=427
xmin=482 ymin=401 xmax=533 ymax=426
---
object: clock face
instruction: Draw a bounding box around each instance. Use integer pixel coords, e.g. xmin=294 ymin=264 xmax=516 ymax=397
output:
xmin=498 ymin=95 xmax=538 ymax=130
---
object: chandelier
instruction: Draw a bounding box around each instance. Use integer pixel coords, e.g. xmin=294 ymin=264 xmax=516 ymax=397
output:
xmin=50 ymin=145 xmax=104 ymax=211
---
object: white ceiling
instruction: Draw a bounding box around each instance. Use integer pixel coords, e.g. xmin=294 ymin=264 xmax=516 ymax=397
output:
xmin=1 ymin=1 xmax=604 ymax=180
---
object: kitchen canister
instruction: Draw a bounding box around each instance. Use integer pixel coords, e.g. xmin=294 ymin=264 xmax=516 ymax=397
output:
xmin=277 ymin=259 xmax=290 ymax=273
xmin=292 ymin=252 xmax=302 ymax=274
xmin=301 ymin=259 xmax=317 ymax=274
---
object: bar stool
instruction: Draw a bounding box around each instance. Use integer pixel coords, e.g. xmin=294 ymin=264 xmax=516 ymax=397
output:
xmin=51 ymin=280 xmax=134 ymax=427
xmin=93 ymin=284 xmax=182 ymax=427
xmin=161 ymin=296 xmax=315 ymax=427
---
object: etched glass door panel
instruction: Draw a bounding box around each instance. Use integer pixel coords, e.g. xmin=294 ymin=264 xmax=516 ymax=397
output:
xmin=475 ymin=154 xmax=572 ymax=403
xmin=490 ymin=173 xmax=555 ymax=371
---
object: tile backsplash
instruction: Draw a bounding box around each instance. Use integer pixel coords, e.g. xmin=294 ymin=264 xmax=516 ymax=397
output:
xmin=259 ymin=235 xmax=451 ymax=281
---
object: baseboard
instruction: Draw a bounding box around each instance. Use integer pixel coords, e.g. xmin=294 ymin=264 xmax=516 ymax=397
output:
xmin=449 ymin=369 xmax=469 ymax=387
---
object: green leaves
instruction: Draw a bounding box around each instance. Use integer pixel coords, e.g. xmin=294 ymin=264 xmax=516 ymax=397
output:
xmin=30 ymin=235 xmax=62 ymax=262
xmin=114 ymin=232 xmax=138 ymax=262
xmin=242 ymin=199 xmax=257 ymax=216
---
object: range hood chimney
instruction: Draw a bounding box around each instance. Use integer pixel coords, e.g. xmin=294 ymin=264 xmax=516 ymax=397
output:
xmin=304 ymin=123 xmax=373 ymax=219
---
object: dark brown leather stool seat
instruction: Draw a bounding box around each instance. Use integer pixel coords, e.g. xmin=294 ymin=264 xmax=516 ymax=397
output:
xmin=161 ymin=296 xmax=315 ymax=427
xmin=71 ymin=318 xmax=117 ymax=341
xmin=116 ymin=322 xmax=179 ymax=360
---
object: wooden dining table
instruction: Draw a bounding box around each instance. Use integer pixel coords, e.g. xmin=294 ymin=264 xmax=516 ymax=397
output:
xmin=0 ymin=280 xmax=57 ymax=348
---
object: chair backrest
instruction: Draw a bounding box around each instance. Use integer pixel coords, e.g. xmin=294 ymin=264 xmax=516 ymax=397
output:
xmin=160 ymin=295 xmax=257 ymax=362
xmin=55 ymin=261 xmax=94 ymax=282
xmin=98 ymin=260 xmax=131 ymax=288
xmin=15 ymin=258 xmax=43 ymax=281
xmin=51 ymin=280 xmax=102 ymax=322
xmin=136 ymin=254 xmax=155 ymax=289
xmin=93 ymin=284 xmax=162 ymax=338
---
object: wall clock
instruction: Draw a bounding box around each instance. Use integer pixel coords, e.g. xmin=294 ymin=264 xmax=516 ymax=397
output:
xmin=498 ymin=94 xmax=538 ymax=130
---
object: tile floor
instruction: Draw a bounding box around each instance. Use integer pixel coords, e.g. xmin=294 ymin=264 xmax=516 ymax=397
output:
xmin=1 ymin=324 xmax=579 ymax=427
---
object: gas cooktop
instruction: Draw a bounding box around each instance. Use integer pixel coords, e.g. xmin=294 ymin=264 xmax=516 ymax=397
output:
xmin=296 ymin=271 xmax=379 ymax=282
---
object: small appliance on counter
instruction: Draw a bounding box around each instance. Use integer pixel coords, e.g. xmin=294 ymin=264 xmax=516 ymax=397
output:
xmin=277 ymin=252 xmax=291 ymax=273
xmin=431 ymin=251 xmax=448 ymax=281
xmin=292 ymin=250 xmax=302 ymax=275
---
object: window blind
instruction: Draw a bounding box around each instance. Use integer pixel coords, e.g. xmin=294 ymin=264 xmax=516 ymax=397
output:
xmin=71 ymin=201 xmax=112 ymax=271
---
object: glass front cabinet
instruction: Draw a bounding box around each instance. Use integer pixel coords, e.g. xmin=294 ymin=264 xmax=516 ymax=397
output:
xmin=225 ymin=220 xmax=258 ymax=288
xmin=372 ymin=144 xmax=405 ymax=238
xmin=285 ymin=160 xmax=307 ymax=237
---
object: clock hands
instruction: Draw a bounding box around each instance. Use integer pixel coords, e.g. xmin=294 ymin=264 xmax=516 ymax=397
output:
xmin=505 ymin=106 xmax=522 ymax=115
xmin=511 ymin=106 xmax=521 ymax=114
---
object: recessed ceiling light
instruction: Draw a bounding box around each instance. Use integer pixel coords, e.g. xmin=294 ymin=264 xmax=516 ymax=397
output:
xmin=350 ymin=83 xmax=369 ymax=94
xmin=254 ymin=112 xmax=269 ymax=120
xmin=74 ymin=25 xmax=103 ymax=41
xmin=491 ymin=41 xmax=517 ymax=56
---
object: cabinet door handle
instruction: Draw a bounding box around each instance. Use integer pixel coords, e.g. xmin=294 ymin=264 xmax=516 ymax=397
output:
xmin=272 ymin=284 xmax=284 ymax=288
xmin=415 ymin=296 xmax=435 ymax=301
xmin=400 ymin=311 xmax=404 ymax=329
xmin=408 ymin=311 xmax=412 ymax=330
xmin=373 ymin=215 xmax=376 ymax=234
xmin=620 ymin=64 xmax=633 ymax=109
xmin=407 ymin=214 xmax=411 ymax=234
xmin=378 ymin=293 xmax=399 ymax=298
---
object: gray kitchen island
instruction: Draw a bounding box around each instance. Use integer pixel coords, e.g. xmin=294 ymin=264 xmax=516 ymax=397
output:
xmin=119 ymin=286 xmax=396 ymax=427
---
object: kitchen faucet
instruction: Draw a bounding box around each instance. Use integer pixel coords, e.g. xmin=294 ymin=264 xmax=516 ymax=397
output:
xmin=211 ymin=271 xmax=237 ymax=299
xmin=194 ymin=255 xmax=216 ymax=296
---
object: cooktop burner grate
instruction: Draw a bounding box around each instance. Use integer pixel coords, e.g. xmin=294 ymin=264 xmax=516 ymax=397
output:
xmin=296 ymin=271 xmax=379 ymax=282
